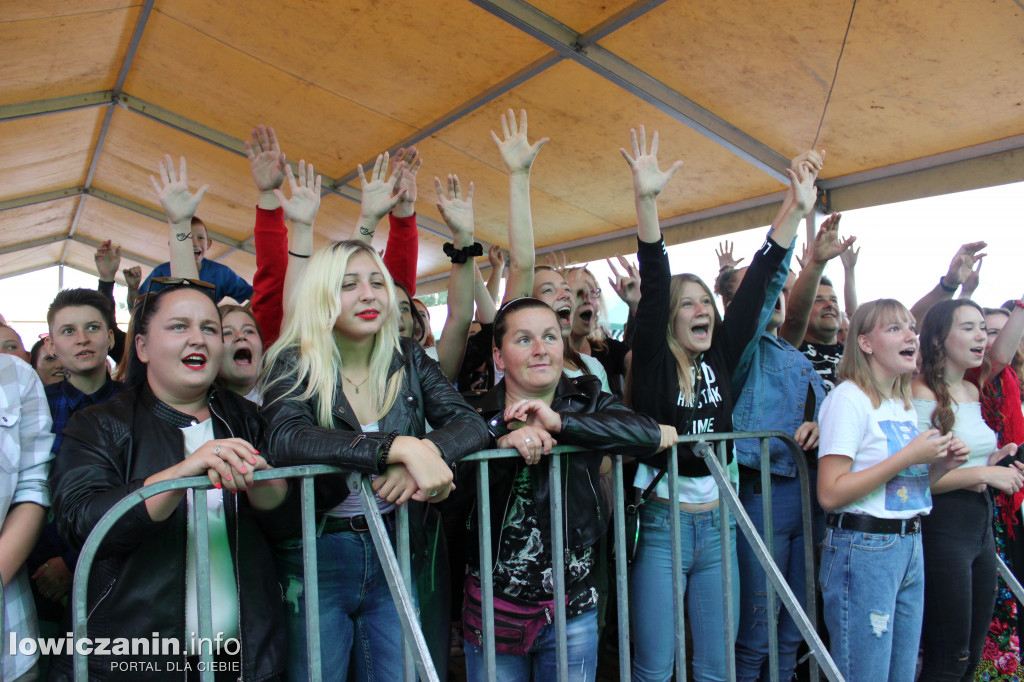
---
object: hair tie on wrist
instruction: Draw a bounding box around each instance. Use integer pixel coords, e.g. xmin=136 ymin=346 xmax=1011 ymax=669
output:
xmin=288 ymin=251 xmax=310 ymax=259
xmin=938 ymin=276 xmax=957 ymax=293
xmin=443 ymin=242 xmax=484 ymax=264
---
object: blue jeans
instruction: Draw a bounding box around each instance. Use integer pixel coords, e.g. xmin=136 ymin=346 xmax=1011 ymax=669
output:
xmin=629 ymin=500 xmax=739 ymax=682
xmin=818 ymin=525 xmax=924 ymax=682
xmin=735 ymin=474 xmax=824 ymax=682
xmin=274 ymin=524 xmax=403 ymax=682
xmin=463 ymin=608 xmax=598 ymax=682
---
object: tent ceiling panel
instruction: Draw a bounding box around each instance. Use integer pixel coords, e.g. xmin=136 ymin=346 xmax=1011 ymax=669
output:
xmin=418 ymin=60 xmax=783 ymax=245
xmin=527 ymin=0 xmax=657 ymax=34
xmin=0 ymin=109 xmax=103 ymax=200
xmin=122 ymin=10 xmax=419 ymax=178
xmin=72 ymin=195 xmax=169 ymax=264
xmin=808 ymin=0 xmax=1024 ymax=177
xmin=3 ymin=1 xmax=136 ymax=23
xmin=306 ymin=194 xmax=365 ymax=245
xmin=91 ymin=107 xmax=264 ymax=243
xmin=0 ymin=6 xmax=137 ymax=106
xmin=153 ymin=0 xmax=553 ymax=132
xmin=63 ymin=238 xmax=147 ymax=287
xmin=0 ymin=196 xmax=77 ymax=246
xmin=0 ymin=242 xmax=65 ymax=281
xmin=601 ymin=0 xmax=1024 ymax=179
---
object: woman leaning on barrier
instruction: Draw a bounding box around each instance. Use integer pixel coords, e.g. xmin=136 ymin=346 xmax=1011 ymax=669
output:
xmin=258 ymin=239 xmax=490 ymax=682
xmin=49 ymin=280 xmax=293 ymax=681
xmin=459 ymin=296 xmax=674 ymax=681
xmin=621 ymin=125 xmax=823 ymax=682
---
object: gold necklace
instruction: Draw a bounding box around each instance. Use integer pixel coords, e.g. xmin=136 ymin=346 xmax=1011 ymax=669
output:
xmin=342 ymin=373 xmax=370 ymax=394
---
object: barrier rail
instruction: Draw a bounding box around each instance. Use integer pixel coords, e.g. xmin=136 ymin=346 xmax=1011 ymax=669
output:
xmin=66 ymin=431 xmax=837 ymax=681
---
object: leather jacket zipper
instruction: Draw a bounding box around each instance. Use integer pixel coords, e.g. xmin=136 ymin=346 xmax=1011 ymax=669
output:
xmin=86 ymin=578 xmax=117 ymax=620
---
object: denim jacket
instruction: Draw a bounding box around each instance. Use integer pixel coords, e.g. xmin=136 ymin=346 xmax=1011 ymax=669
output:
xmin=732 ymin=332 xmax=825 ymax=476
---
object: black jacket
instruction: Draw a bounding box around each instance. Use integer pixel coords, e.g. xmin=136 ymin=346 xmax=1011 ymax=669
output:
xmin=48 ymin=385 xmax=292 ymax=681
xmin=466 ymin=374 xmax=663 ymax=562
xmin=261 ymin=338 xmax=491 ymax=514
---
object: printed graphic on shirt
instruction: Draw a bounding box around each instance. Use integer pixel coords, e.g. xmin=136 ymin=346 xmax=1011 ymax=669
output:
xmin=801 ymin=341 xmax=843 ymax=392
xmin=676 ymin=359 xmax=722 ymax=436
xmin=878 ymin=419 xmax=930 ymax=511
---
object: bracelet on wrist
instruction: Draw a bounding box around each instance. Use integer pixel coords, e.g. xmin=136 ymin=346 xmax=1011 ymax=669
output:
xmin=376 ymin=431 xmax=400 ymax=474
xmin=443 ymin=242 xmax=484 ymax=264
xmin=288 ymin=250 xmax=310 ymax=259
xmin=1014 ymin=299 xmax=1024 ymax=310
xmin=938 ymin=276 xmax=957 ymax=293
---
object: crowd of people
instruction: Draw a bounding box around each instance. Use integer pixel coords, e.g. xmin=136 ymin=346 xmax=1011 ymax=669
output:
xmin=1 ymin=111 xmax=1022 ymax=682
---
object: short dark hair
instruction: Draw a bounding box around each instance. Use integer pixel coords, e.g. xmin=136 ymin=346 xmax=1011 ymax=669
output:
xmin=819 ymin=275 xmax=834 ymax=289
xmin=493 ymin=297 xmax=560 ymax=348
xmin=29 ymin=338 xmax=47 ymax=368
xmin=47 ymin=288 xmax=115 ymax=330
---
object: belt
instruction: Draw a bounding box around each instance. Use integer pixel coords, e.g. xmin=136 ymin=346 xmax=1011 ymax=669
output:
xmin=826 ymin=512 xmax=921 ymax=535
xmin=320 ymin=515 xmax=372 ymax=534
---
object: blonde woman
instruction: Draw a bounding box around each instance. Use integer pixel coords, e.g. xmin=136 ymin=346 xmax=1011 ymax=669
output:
xmin=260 ymin=240 xmax=489 ymax=681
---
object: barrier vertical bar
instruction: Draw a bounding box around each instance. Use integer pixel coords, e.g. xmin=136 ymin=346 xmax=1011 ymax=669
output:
xmin=714 ymin=441 xmax=736 ymax=682
xmin=396 ymin=501 xmax=416 ymax=682
xmin=300 ymin=476 xmax=322 ymax=680
xmin=613 ymin=455 xmax=632 ymax=680
xmin=790 ymin=437 xmax=822 ymax=682
xmin=997 ymin=555 xmax=1024 ymax=602
xmin=668 ymin=445 xmax=687 ymax=681
xmin=192 ymin=488 xmax=214 ymax=682
xmin=549 ymin=454 xmax=569 ymax=681
xmin=356 ymin=476 xmax=438 ymax=682
xmin=476 ymin=460 xmax=497 ymax=681
xmin=760 ymin=438 xmax=779 ymax=682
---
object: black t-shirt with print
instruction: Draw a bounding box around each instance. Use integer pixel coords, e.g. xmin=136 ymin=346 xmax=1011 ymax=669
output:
xmin=799 ymin=340 xmax=843 ymax=393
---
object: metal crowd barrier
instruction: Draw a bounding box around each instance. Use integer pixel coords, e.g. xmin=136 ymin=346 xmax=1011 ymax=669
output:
xmin=66 ymin=432 xmax=837 ymax=682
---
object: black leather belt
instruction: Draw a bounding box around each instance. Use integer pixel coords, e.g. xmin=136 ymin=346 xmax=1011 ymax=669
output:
xmin=826 ymin=512 xmax=921 ymax=535
xmin=321 ymin=515 xmax=372 ymax=534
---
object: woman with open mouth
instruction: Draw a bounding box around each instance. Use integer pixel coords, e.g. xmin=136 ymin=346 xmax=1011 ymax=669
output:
xmin=912 ymin=299 xmax=1024 ymax=681
xmin=259 ymin=239 xmax=489 ymax=681
xmin=218 ymin=304 xmax=264 ymax=403
xmin=816 ymin=298 xmax=966 ymax=682
xmin=48 ymin=280 xmax=292 ymax=680
xmin=621 ymin=125 xmax=823 ymax=681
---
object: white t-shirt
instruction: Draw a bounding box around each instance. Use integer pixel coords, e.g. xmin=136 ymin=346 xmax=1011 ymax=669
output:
xmin=818 ymin=381 xmax=929 ymax=519
xmin=913 ymin=399 xmax=996 ymax=470
xmin=564 ymin=353 xmax=611 ymax=393
xmin=180 ymin=420 xmax=239 ymax=652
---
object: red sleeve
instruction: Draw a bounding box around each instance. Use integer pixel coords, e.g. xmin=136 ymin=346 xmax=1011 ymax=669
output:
xmin=383 ymin=212 xmax=419 ymax=296
xmin=251 ymin=206 xmax=287 ymax=346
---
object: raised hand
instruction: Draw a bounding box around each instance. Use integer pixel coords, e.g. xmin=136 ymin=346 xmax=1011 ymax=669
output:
xmin=123 ymin=265 xmax=142 ymax=292
xmin=487 ymin=244 xmax=505 ymax=274
xmin=960 ymin=258 xmax=982 ymax=298
xmin=620 ymin=126 xmax=683 ymax=201
xmin=149 ymin=155 xmax=209 ymax=225
xmin=245 ymin=124 xmax=286 ymax=193
xmin=434 ymin=174 xmax=474 ymax=242
xmin=606 ymin=254 xmax=641 ymax=310
xmin=715 ymin=241 xmax=744 ymax=270
xmin=809 ymin=213 xmax=855 ymax=265
xmin=392 ymin=146 xmax=422 ymax=217
xmin=490 ymin=109 xmax=549 ymax=175
xmin=786 ymin=154 xmax=822 ymax=216
xmin=273 ymin=160 xmax=322 ymax=227
xmin=544 ymin=250 xmax=568 ymax=272
xmin=94 ymin=239 xmax=121 ymax=281
xmin=356 ymin=152 xmax=406 ymax=229
xmin=943 ymin=242 xmax=988 ymax=288
xmin=839 ymin=240 xmax=860 ymax=271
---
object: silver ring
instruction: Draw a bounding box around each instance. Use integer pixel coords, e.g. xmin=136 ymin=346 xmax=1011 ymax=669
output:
xmin=214 ymin=445 xmax=222 ymax=454
xmin=524 ymin=438 xmax=533 ymax=445
xmin=429 ymin=489 xmax=439 ymax=497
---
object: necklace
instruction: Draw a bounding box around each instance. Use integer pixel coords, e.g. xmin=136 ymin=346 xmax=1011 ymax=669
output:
xmin=342 ymin=373 xmax=370 ymax=394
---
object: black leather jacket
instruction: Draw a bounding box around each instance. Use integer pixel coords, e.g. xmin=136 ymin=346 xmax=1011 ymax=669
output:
xmin=261 ymin=338 xmax=490 ymax=513
xmin=467 ymin=374 xmax=663 ymax=560
xmin=49 ymin=385 xmax=292 ymax=681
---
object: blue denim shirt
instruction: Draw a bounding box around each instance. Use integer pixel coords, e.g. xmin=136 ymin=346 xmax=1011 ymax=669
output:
xmin=732 ymin=332 xmax=825 ymax=475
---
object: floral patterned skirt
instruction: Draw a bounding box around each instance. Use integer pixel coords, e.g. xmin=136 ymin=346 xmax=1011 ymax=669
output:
xmin=976 ymin=493 xmax=1022 ymax=682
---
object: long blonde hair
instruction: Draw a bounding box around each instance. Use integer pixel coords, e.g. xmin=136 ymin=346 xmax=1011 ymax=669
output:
xmin=260 ymin=241 xmax=404 ymax=425
xmin=836 ymin=298 xmax=915 ymax=409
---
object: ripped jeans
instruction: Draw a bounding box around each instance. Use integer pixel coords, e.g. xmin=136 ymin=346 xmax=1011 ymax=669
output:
xmin=818 ymin=526 xmax=924 ymax=682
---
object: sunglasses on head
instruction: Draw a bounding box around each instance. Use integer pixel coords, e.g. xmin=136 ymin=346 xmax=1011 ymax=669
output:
xmin=133 ymin=277 xmax=217 ymax=327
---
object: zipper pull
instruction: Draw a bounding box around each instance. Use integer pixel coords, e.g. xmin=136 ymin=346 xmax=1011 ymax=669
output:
xmin=545 ymin=607 xmax=552 ymax=624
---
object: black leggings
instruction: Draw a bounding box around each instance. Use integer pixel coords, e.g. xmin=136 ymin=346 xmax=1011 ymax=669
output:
xmin=920 ymin=489 xmax=997 ymax=682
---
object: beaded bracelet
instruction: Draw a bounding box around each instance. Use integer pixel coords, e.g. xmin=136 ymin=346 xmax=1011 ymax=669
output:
xmin=376 ymin=430 xmax=400 ymax=473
